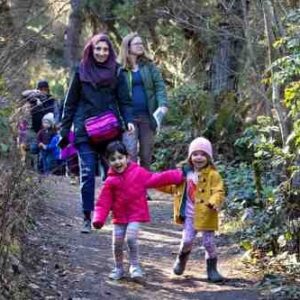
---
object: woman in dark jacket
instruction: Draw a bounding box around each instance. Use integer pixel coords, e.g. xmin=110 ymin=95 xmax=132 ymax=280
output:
xmin=60 ymin=33 xmax=134 ymax=233
xmin=119 ymin=32 xmax=168 ymax=169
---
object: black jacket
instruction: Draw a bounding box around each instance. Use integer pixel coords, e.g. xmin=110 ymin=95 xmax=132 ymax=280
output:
xmin=28 ymin=94 xmax=55 ymax=133
xmin=60 ymin=67 xmax=133 ymax=144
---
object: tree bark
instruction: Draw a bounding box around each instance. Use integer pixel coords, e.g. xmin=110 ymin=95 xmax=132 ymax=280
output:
xmin=209 ymin=1 xmax=243 ymax=96
xmin=65 ymin=0 xmax=83 ymax=70
xmin=261 ymin=0 xmax=289 ymax=145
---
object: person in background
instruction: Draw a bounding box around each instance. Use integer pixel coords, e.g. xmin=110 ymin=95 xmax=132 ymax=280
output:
xmin=37 ymin=113 xmax=56 ymax=174
xmin=22 ymin=80 xmax=57 ymax=134
xmin=21 ymin=80 xmax=58 ymax=172
xmin=160 ymin=137 xmax=225 ymax=282
xmin=59 ymin=33 xmax=134 ymax=233
xmin=119 ymin=32 xmax=168 ymax=169
xmin=46 ymin=124 xmax=65 ymax=175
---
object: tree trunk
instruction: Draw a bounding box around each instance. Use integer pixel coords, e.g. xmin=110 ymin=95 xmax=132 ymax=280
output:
xmin=241 ymin=0 xmax=271 ymax=117
xmin=208 ymin=1 xmax=243 ymax=96
xmin=261 ymin=0 xmax=289 ymax=145
xmin=64 ymin=0 xmax=83 ymax=70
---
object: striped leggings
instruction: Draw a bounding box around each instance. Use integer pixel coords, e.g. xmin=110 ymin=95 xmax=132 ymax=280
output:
xmin=179 ymin=217 xmax=217 ymax=259
xmin=112 ymin=222 xmax=139 ymax=269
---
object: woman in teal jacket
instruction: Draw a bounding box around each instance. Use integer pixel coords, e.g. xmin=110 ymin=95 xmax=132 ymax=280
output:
xmin=119 ymin=32 xmax=168 ymax=169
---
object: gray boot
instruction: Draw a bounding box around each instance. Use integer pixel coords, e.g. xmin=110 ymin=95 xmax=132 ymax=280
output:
xmin=173 ymin=251 xmax=191 ymax=275
xmin=206 ymin=258 xmax=224 ymax=282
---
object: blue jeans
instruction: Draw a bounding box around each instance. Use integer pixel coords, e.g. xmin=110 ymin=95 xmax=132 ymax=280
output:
xmin=76 ymin=142 xmax=109 ymax=213
xmin=77 ymin=142 xmax=98 ymax=213
xmin=40 ymin=150 xmax=54 ymax=174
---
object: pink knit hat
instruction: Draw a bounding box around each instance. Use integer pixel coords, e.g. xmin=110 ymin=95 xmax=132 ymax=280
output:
xmin=188 ymin=137 xmax=213 ymax=160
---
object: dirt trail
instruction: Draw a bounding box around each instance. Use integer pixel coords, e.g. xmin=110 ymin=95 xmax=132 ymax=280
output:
xmin=24 ymin=177 xmax=261 ymax=299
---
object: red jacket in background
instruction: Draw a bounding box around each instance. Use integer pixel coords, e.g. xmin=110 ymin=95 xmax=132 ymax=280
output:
xmin=93 ymin=162 xmax=184 ymax=226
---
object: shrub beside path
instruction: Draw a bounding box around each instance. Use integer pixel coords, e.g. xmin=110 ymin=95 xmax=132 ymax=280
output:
xmin=23 ymin=177 xmax=262 ymax=299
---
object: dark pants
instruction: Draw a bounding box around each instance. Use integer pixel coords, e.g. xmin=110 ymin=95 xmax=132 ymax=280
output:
xmin=76 ymin=142 xmax=108 ymax=213
xmin=122 ymin=115 xmax=155 ymax=169
xmin=66 ymin=154 xmax=79 ymax=176
xmin=40 ymin=150 xmax=54 ymax=174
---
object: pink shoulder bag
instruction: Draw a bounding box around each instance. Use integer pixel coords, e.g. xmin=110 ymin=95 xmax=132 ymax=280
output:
xmin=84 ymin=111 xmax=121 ymax=144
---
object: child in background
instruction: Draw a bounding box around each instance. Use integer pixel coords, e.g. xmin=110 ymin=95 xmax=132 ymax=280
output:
xmin=46 ymin=125 xmax=64 ymax=175
xmin=92 ymin=141 xmax=184 ymax=281
xmin=160 ymin=137 xmax=225 ymax=282
xmin=37 ymin=113 xmax=56 ymax=174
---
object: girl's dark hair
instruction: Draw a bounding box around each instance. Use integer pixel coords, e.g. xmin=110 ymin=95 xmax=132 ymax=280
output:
xmin=105 ymin=141 xmax=128 ymax=158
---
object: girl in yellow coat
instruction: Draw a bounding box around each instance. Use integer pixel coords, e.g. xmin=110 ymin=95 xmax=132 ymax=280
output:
xmin=161 ymin=137 xmax=225 ymax=282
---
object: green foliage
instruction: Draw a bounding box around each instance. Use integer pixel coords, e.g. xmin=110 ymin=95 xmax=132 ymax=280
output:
xmin=0 ymin=77 xmax=14 ymax=156
xmin=218 ymin=162 xmax=256 ymax=217
xmin=28 ymin=64 xmax=68 ymax=100
xmin=167 ymin=84 xmax=214 ymax=134
xmin=112 ymin=0 xmax=135 ymax=29
xmin=165 ymin=84 xmax=247 ymax=159
xmin=234 ymin=116 xmax=284 ymax=163
xmin=233 ymin=116 xmax=298 ymax=259
xmin=272 ymin=10 xmax=300 ymax=84
xmin=152 ymin=127 xmax=189 ymax=170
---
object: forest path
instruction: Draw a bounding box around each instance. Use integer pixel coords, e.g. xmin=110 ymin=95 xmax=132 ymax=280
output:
xmin=24 ymin=176 xmax=262 ymax=299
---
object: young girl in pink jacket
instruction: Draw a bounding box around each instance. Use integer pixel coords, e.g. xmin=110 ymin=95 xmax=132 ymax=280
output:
xmin=92 ymin=141 xmax=184 ymax=281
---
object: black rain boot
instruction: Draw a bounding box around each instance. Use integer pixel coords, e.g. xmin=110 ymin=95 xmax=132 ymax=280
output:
xmin=173 ymin=251 xmax=191 ymax=275
xmin=206 ymin=257 xmax=224 ymax=282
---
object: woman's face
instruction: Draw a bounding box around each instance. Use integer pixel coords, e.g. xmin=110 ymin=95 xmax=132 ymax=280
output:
xmin=93 ymin=40 xmax=110 ymax=63
xmin=129 ymin=36 xmax=144 ymax=56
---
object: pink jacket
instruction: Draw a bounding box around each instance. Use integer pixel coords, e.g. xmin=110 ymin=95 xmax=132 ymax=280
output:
xmin=93 ymin=162 xmax=184 ymax=226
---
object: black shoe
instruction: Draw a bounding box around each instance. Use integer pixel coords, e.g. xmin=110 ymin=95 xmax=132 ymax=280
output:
xmin=173 ymin=251 xmax=191 ymax=275
xmin=206 ymin=258 xmax=224 ymax=282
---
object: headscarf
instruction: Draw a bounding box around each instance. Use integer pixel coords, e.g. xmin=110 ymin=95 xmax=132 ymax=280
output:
xmin=79 ymin=33 xmax=117 ymax=86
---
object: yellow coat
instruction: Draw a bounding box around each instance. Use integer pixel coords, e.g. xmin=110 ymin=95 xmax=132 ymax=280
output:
xmin=160 ymin=165 xmax=225 ymax=231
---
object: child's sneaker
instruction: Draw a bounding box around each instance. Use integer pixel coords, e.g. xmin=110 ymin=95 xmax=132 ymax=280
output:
xmin=129 ymin=265 xmax=143 ymax=279
xmin=108 ymin=268 xmax=124 ymax=280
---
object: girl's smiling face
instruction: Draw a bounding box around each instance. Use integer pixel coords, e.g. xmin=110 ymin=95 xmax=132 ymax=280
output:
xmin=190 ymin=150 xmax=209 ymax=170
xmin=108 ymin=151 xmax=128 ymax=173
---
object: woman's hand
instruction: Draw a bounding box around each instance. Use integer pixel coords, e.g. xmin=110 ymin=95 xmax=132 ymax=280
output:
xmin=127 ymin=122 xmax=135 ymax=133
xmin=38 ymin=142 xmax=46 ymax=150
